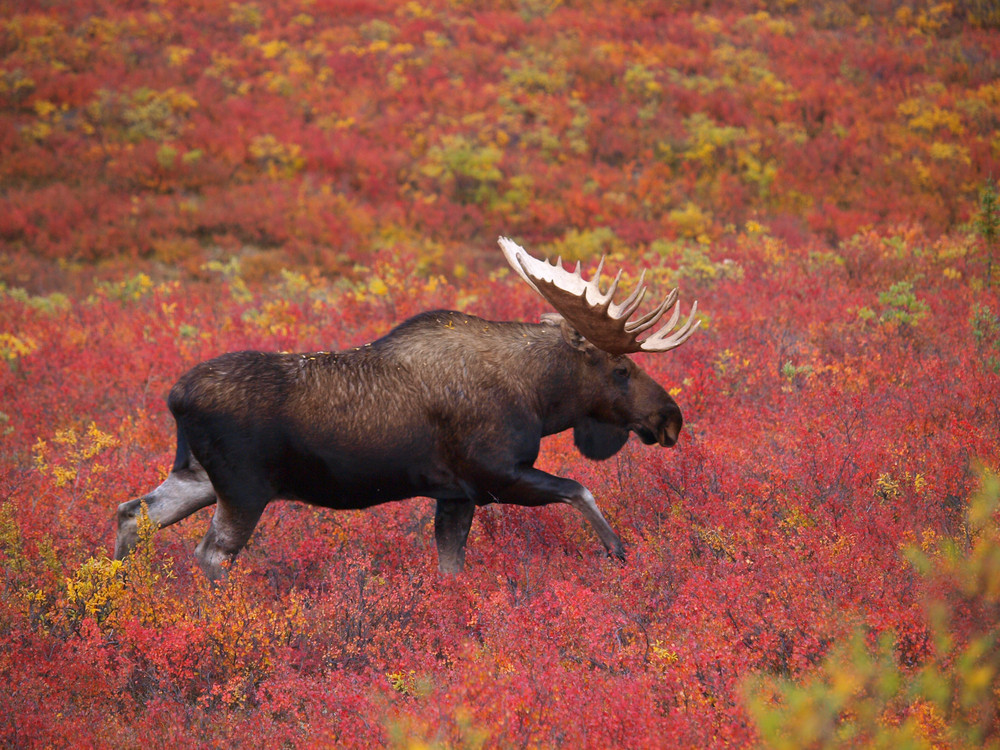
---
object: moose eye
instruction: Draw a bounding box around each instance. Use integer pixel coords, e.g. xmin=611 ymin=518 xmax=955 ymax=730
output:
xmin=613 ymin=362 xmax=630 ymax=381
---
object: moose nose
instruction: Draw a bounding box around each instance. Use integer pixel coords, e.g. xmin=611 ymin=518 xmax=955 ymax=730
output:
xmin=659 ymin=406 xmax=683 ymax=447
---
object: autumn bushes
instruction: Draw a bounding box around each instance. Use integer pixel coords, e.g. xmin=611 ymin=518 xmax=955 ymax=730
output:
xmin=745 ymin=472 xmax=1000 ymax=748
xmin=3 ymin=0 xmax=998 ymax=290
xmin=3 ymin=222 xmax=999 ymax=744
xmin=2 ymin=0 xmax=1000 ymax=745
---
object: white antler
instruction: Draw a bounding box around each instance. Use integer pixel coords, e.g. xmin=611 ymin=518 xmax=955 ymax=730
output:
xmin=499 ymin=237 xmax=700 ymax=356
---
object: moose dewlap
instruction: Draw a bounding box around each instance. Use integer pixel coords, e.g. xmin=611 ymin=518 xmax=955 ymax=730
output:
xmin=115 ymin=238 xmax=700 ymax=578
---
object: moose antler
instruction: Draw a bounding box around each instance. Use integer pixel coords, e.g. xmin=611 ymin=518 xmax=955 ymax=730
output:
xmin=499 ymin=237 xmax=700 ymax=356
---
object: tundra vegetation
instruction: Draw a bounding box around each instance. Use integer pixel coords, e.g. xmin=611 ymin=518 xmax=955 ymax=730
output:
xmin=1 ymin=0 xmax=1000 ymax=747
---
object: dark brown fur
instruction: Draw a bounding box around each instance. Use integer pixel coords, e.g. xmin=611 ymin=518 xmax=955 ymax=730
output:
xmin=115 ymin=310 xmax=683 ymax=577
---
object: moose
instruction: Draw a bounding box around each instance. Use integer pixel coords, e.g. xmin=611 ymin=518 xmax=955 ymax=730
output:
xmin=114 ymin=238 xmax=700 ymax=578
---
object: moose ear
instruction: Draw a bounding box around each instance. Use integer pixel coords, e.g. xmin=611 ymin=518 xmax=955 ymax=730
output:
xmin=559 ymin=319 xmax=593 ymax=353
xmin=574 ymin=418 xmax=629 ymax=461
xmin=539 ymin=312 xmax=563 ymax=326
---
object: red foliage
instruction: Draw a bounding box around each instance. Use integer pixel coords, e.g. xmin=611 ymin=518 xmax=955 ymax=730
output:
xmin=2 ymin=0 xmax=1000 ymax=746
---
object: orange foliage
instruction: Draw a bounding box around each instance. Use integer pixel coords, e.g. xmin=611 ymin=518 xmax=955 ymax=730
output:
xmin=2 ymin=0 xmax=1000 ymax=746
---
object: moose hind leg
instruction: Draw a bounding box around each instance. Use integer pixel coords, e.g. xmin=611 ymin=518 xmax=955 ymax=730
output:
xmin=194 ymin=496 xmax=267 ymax=581
xmin=492 ymin=467 xmax=625 ymax=561
xmin=115 ymin=466 xmax=217 ymax=560
xmin=434 ymin=498 xmax=476 ymax=574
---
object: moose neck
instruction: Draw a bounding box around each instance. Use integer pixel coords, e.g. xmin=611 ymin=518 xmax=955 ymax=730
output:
xmin=520 ymin=325 xmax=598 ymax=437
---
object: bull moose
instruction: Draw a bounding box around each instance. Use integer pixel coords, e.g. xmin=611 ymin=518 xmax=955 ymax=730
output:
xmin=114 ymin=238 xmax=700 ymax=578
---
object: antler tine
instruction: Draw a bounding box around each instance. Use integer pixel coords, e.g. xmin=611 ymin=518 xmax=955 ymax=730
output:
xmin=638 ymin=300 xmax=701 ymax=352
xmin=629 ymin=295 xmax=682 ymax=346
xmin=612 ymin=270 xmax=647 ymax=320
xmin=601 ymin=268 xmax=623 ymax=309
xmin=665 ymin=301 xmax=701 ymax=346
xmin=661 ymin=295 xmax=684 ymax=335
xmin=624 ymin=288 xmax=677 ymax=334
xmin=591 ymin=256 xmax=606 ymax=285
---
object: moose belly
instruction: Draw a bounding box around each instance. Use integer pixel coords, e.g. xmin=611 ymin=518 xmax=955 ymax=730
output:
xmin=273 ymin=439 xmax=453 ymax=510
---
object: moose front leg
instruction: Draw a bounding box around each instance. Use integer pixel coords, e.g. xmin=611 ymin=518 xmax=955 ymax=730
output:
xmin=434 ymin=498 xmax=476 ymax=574
xmin=492 ymin=467 xmax=626 ymax=561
